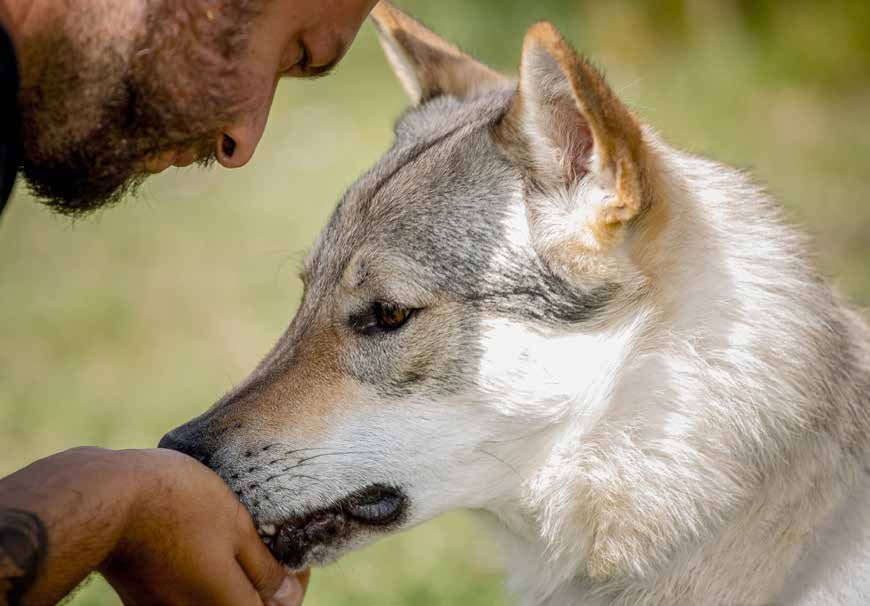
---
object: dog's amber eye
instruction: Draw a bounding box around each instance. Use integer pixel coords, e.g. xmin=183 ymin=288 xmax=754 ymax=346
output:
xmin=351 ymin=302 xmax=416 ymax=335
xmin=374 ymin=302 xmax=412 ymax=331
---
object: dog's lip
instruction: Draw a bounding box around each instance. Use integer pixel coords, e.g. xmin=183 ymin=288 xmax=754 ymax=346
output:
xmin=258 ymin=484 xmax=407 ymax=566
xmin=258 ymin=484 xmax=406 ymax=534
xmin=342 ymin=484 xmax=406 ymax=525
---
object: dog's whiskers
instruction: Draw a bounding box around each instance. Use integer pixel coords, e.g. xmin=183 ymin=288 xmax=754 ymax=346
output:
xmin=263 ymin=472 xmax=322 ymax=484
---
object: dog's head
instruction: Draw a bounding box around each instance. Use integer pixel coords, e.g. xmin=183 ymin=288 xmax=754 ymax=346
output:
xmin=161 ymin=1 xmax=665 ymax=571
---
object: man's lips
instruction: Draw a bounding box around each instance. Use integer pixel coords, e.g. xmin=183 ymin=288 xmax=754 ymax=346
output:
xmin=256 ymin=485 xmax=407 ymax=569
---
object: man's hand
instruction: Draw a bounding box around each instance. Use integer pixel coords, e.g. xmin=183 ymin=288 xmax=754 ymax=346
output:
xmin=100 ymin=449 xmax=308 ymax=606
xmin=0 ymin=448 xmax=308 ymax=606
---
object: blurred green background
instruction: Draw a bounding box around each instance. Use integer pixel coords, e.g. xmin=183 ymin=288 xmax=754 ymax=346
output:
xmin=1 ymin=1 xmax=869 ymax=604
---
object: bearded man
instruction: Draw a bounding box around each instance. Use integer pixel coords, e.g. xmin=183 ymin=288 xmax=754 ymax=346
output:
xmin=0 ymin=1 xmax=377 ymax=604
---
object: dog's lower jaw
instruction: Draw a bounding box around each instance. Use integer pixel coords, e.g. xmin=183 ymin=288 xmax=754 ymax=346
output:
xmin=263 ymin=485 xmax=409 ymax=570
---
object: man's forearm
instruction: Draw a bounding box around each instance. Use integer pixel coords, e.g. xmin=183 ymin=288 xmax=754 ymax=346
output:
xmin=0 ymin=449 xmax=138 ymax=606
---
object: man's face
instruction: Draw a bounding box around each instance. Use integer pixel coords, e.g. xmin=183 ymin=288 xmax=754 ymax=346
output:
xmin=16 ymin=0 xmax=377 ymax=215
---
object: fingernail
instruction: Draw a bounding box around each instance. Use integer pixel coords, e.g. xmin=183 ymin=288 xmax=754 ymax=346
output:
xmin=268 ymin=576 xmax=303 ymax=606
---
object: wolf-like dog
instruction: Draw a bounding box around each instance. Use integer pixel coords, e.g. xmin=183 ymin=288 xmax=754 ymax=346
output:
xmin=160 ymin=3 xmax=870 ymax=604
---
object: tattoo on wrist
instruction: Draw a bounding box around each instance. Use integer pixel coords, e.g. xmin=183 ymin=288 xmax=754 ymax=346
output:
xmin=0 ymin=509 xmax=47 ymax=606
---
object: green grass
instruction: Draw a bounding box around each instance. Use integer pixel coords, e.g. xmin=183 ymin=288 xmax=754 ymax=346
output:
xmin=1 ymin=1 xmax=869 ymax=604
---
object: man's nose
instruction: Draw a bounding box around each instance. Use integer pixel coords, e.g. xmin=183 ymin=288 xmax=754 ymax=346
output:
xmin=216 ymin=127 xmax=257 ymax=169
xmin=158 ymin=429 xmax=213 ymax=467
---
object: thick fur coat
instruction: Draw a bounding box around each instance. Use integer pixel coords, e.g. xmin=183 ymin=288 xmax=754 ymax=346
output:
xmin=162 ymin=3 xmax=870 ymax=604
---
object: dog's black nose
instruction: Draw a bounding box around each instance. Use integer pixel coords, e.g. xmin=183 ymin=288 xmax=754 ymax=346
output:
xmin=158 ymin=431 xmax=212 ymax=467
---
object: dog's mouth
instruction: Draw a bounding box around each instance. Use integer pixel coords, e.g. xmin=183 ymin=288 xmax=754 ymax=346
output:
xmin=258 ymin=484 xmax=407 ymax=569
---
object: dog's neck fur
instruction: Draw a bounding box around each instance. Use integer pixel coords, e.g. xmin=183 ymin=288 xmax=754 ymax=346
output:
xmin=481 ymin=133 xmax=870 ymax=605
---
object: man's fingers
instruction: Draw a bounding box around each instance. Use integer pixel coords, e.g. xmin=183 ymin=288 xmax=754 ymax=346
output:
xmin=207 ymin=559 xmax=272 ymax=606
xmin=236 ymin=513 xmax=305 ymax=606
xmin=238 ymin=541 xmax=304 ymax=606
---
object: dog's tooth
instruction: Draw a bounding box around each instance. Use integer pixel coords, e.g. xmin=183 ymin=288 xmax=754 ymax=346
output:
xmin=257 ymin=524 xmax=276 ymax=537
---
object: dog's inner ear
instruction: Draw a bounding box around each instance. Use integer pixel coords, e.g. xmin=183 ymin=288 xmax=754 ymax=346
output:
xmin=499 ymin=22 xmax=653 ymax=254
xmin=370 ymin=1 xmax=509 ymax=105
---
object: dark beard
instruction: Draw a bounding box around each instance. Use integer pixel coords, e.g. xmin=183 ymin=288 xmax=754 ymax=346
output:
xmin=16 ymin=1 xmax=263 ymax=216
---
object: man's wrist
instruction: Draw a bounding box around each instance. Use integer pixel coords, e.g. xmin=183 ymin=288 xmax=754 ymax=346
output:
xmin=94 ymin=449 xmax=182 ymax=570
xmin=0 ymin=448 xmax=150 ymax=605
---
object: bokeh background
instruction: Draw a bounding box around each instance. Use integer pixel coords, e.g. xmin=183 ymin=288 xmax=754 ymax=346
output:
xmin=2 ymin=1 xmax=869 ymax=604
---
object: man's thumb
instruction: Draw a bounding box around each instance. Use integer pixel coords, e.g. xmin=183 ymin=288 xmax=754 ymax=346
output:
xmin=237 ymin=522 xmax=307 ymax=605
xmin=265 ymin=574 xmax=305 ymax=606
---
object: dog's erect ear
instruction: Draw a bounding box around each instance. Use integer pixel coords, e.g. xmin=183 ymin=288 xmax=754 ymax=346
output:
xmin=370 ymin=1 xmax=509 ymax=104
xmin=500 ymin=22 xmax=653 ymax=254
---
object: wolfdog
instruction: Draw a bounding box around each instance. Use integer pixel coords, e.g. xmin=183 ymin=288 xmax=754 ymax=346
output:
xmin=160 ymin=2 xmax=870 ymax=604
